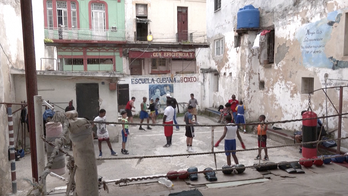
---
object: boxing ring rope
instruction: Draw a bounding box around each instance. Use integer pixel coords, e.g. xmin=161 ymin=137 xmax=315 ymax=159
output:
xmin=38 ymin=113 xmax=348 ymax=193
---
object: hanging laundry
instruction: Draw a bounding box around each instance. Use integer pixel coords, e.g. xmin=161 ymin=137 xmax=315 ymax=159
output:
xmin=252 ymin=33 xmax=261 ymax=48
xmin=261 ymin=30 xmax=271 ymax=36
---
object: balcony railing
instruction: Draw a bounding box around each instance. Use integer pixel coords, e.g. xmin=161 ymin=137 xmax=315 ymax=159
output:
xmin=134 ymin=31 xmax=207 ymax=43
xmin=44 ymin=27 xmax=126 ymax=41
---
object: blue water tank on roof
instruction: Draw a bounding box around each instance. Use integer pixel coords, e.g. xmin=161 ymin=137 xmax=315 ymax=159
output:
xmin=237 ymin=5 xmax=260 ymax=30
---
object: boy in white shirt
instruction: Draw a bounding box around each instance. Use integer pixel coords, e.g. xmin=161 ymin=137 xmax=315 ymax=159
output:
xmin=93 ymin=109 xmax=117 ymax=157
xmin=215 ymin=115 xmax=245 ymax=166
xmin=163 ymin=100 xmax=174 ymax=147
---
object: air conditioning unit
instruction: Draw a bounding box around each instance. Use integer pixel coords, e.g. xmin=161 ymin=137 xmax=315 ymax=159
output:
xmin=111 ymin=26 xmax=117 ymax=32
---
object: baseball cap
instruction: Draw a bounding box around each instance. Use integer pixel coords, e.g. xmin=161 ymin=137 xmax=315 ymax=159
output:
xmin=166 ymin=93 xmax=172 ymax=98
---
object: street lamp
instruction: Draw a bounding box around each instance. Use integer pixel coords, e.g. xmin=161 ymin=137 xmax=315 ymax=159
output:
xmin=324 ymin=73 xmax=329 ymax=131
xmin=147 ymin=31 xmax=153 ymax=42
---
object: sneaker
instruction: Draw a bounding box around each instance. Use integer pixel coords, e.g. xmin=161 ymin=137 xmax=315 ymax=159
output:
xmin=99 ymin=152 xmax=102 ymax=157
xmin=254 ymin=155 xmax=261 ymax=160
xmin=263 ymin=156 xmax=269 ymax=161
xmin=123 ymin=149 xmax=129 ymax=155
xmin=111 ymin=150 xmax=117 ymax=156
xmin=188 ymin=147 xmax=195 ymax=152
xmin=121 ymin=149 xmax=124 ymax=154
xmin=163 ymin=144 xmax=170 ymax=148
xmin=139 ymin=127 xmax=145 ymax=130
xmin=147 ymin=126 xmax=152 ymax=130
xmin=243 ymin=130 xmax=246 ymax=133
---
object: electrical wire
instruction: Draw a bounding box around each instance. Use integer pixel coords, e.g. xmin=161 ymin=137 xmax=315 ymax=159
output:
xmin=0 ymin=43 xmax=14 ymax=67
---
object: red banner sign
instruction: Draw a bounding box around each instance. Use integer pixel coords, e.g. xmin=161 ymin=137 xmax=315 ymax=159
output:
xmin=129 ymin=51 xmax=195 ymax=59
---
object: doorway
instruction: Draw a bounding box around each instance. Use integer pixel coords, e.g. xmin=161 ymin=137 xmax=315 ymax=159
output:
xmin=76 ymin=83 xmax=100 ymax=120
xmin=118 ymin=84 xmax=129 ymax=112
xmin=177 ymin=7 xmax=188 ymax=42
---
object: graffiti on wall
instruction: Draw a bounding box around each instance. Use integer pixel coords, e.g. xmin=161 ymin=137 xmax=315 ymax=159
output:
xmin=131 ymin=76 xmax=197 ymax=84
xmin=149 ymin=84 xmax=173 ymax=106
xmin=296 ymin=10 xmax=348 ymax=69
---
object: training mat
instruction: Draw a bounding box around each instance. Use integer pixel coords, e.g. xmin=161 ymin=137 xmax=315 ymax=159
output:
xmin=168 ymin=189 xmax=203 ymax=196
xmin=185 ymin=169 xmax=263 ymax=185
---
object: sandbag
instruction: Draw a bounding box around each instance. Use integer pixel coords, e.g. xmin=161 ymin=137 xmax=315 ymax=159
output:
xmin=290 ymin=162 xmax=305 ymax=173
xmin=278 ymin=162 xmax=296 ymax=173
xmin=233 ymin=164 xmax=245 ymax=174
xmin=222 ymin=165 xmax=233 ymax=175
xmin=203 ymin=168 xmax=217 ymax=181
xmin=167 ymin=171 xmax=178 ymax=180
xmin=331 ymin=154 xmax=345 ymax=163
xmin=177 ymin=170 xmax=188 ymax=180
xmin=187 ymin=167 xmax=198 ymax=181
xmin=254 ymin=162 xmax=277 ymax=171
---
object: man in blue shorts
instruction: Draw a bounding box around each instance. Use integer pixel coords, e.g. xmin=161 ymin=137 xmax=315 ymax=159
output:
xmin=139 ymin=97 xmax=152 ymax=130
xmin=214 ymin=115 xmax=245 ymax=166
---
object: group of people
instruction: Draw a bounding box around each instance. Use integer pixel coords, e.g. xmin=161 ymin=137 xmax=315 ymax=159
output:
xmin=215 ymin=114 xmax=269 ymax=166
xmin=93 ymin=93 xmax=199 ymax=156
xmin=218 ymin=95 xmax=247 ymax=133
xmin=162 ymin=94 xmax=198 ymax=152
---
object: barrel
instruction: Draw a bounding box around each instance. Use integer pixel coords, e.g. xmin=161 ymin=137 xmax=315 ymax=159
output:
xmin=46 ymin=122 xmax=65 ymax=175
xmin=302 ymin=111 xmax=317 ymax=158
xmin=237 ymin=5 xmax=260 ymax=30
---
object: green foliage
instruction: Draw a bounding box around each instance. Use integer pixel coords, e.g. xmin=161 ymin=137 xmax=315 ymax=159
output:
xmin=44 ymin=38 xmax=54 ymax=43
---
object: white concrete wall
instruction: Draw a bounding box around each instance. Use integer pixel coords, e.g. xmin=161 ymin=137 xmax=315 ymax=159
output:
xmin=125 ymin=0 xmax=206 ymax=42
xmin=205 ymin=0 xmax=348 ymax=147
xmin=119 ymin=73 xmax=201 ymax=114
xmin=0 ymin=1 xmax=24 ymax=194
xmin=13 ymin=75 xmax=120 ymax=141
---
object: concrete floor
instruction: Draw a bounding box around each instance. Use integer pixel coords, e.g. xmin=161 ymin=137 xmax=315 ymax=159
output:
xmin=9 ymin=114 xmax=348 ymax=196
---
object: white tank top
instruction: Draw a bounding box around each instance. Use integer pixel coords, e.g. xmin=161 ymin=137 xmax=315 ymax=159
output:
xmin=225 ymin=123 xmax=237 ymax=140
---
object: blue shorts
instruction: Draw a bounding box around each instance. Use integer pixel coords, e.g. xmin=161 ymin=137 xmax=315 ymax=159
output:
xmin=225 ymin=139 xmax=236 ymax=156
xmin=232 ymin=112 xmax=237 ymax=121
xmin=122 ymin=129 xmax=129 ymax=143
xmin=155 ymin=109 xmax=158 ymax=115
xmin=140 ymin=111 xmax=149 ymax=119
xmin=235 ymin=115 xmax=245 ymax=124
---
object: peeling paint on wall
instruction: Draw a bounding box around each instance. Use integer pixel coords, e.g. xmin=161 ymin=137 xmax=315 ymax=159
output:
xmin=275 ymin=43 xmax=289 ymax=64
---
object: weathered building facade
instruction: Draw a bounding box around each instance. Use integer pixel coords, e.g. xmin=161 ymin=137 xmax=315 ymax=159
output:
xmin=205 ymin=0 xmax=348 ymax=147
xmin=120 ymin=0 xmax=208 ymax=112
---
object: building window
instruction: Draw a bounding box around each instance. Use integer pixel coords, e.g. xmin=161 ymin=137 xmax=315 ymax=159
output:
xmin=91 ymin=3 xmax=106 ymax=31
xmin=64 ymin=58 xmax=84 ymax=71
xmin=151 ymin=59 xmax=167 ymax=69
xmin=301 ymin=77 xmax=314 ymax=94
xmin=215 ymin=38 xmax=224 ymax=56
xmin=344 ymin=13 xmax=348 ymax=56
xmin=136 ymin=4 xmax=149 ymax=41
xmin=71 ymin=2 xmax=77 ymax=29
xmin=259 ymin=81 xmax=265 ymax=90
xmin=57 ymin=1 xmax=68 ymax=28
xmin=47 ymin=0 xmax=54 ymax=29
xmin=214 ymin=0 xmax=221 ymax=12
xmin=44 ymin=0 xmax=80 ymax=30
xmin=267 ymin=30 xmax=275 ymax=63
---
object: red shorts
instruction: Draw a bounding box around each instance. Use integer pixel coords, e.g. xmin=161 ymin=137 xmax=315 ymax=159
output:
xmin=257 ymin=135 xmax=267 ymax=147
xmin=164 ymin=121 xmax=173 ymax=137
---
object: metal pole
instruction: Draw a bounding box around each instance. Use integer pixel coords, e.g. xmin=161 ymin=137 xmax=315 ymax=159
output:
xmin=325 ymin=78 xmax=328 ymax=131
xmin=20 ymin=0 xmax=39 ymax=182
xmin=337 ymin=86 xmax=343 ymax=154
xmin=7 ymin=105 xmax=17 ymax=194
xmin=34 ymin=96 xmax=45 ymax=192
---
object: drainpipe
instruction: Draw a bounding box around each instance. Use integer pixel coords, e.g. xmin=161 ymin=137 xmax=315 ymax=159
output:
xmin=337 ymin=86 xmax=343 ymax=154
xmin=324 ymin=73 xmax=328 ymax=131
xmin=7 ymin=105 xmax=17 ymax=194
xmin=21 ymin=0 xmax=39 ymax=181
xmin=34 ymin=95 xmax=45 ymax=192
